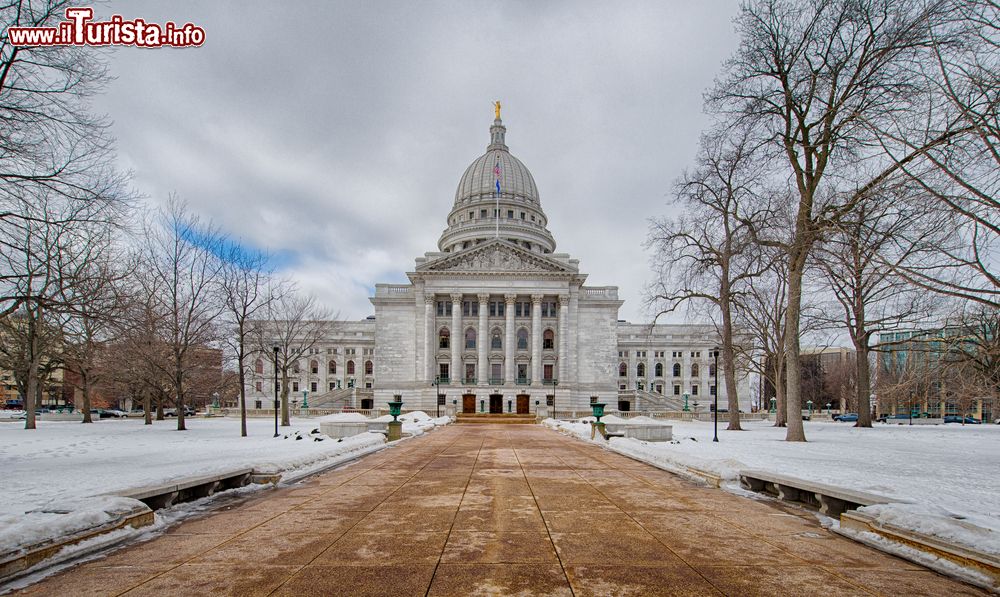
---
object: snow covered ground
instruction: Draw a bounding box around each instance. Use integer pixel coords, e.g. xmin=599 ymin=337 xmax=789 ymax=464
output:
xmin=546 ymin=416 xmax=1000 ymax=558
xmin=0 ymin=413 xmax=449 ymax=568
xmin=317 ymin=410 xmax=452 ymax=435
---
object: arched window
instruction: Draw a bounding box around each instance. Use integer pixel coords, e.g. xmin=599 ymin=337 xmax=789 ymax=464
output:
xmin=655 ymin=363 xmax=663 ymax=377
xmin=637 ymin=363 xmax=646 ymax=377
xmin=465 ymin=328 xmax=476 ymax=349
xmin=709 ymin=363 xmax=717 ymax=376
xmin=542 ymin=329 xmax=554 ymax=350
xmin=516 ymin=328 xmax=529 ymax=350
xmin=347 ymin=360 xmax=355 ymax=375
xmin=673 ymin=363 xmax=681 ymax=377
xmin=691 ymin=363 xmax=700 ymax=377
xmin=619 ymin=362 xmax=627 ymax=377
xmin=292 ymin=360 xmax=300 ymax=373
xmin=328 ymin=360 xmax=337 ymax=374
xmin=365 ymin=360 xmax=373 ymax=375
xmin=491 ymin=331 xmax=502 ymax=350
xmin=439 ymin=328 xmax=450 ymax=349
xmin=310 ymin=360 xmax=318 ymax=374
xmin=254 ymin=359 xmax=263 ymax=374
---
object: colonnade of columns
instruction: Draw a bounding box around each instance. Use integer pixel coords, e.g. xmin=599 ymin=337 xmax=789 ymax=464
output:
xmin=421 ymin=291 xmax=564 ymax=388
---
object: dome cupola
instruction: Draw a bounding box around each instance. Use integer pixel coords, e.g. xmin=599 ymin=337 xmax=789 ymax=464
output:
xmin=439 ymin=106 xmax=556 ymax=254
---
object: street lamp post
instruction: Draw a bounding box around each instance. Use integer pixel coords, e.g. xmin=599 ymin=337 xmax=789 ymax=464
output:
xmin=712 ymin=347 xmax=719 ymax=443
xmin=272 ymin=346 xmax=279 ymax=438
xmin=433 ymin=376 xmax=441 ymax=417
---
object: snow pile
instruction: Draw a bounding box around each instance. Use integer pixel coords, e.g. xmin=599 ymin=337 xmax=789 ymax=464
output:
xmin=0 ymin=410 xmax=25 ymax=419
xmin=371 ymin=410 xmax=452 ymax=436
xmin=0 ymin=495 xmax=144 ymax=557
xmin=545 ymin=417 xmax=1000 ymax=558
xmin=316 ymin=412 xmax=370 ymax=423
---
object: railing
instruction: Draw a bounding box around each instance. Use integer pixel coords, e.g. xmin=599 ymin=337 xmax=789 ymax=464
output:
xmin=436 ymin=376 xmax=450 ymax=384
xmin=543 ymin=378 xmax=558 ymax=385
xmin=488 ymin=377 xmax=504 ymax=385
xmin=463 ymin=377 xmax=477 ymax=385
xmin=516 ymin=377 xmax=531 ymax=385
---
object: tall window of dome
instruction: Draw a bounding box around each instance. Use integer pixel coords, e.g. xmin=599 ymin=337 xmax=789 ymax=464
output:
xmin=619 ymin=362 xmax=627 ymax=377
xmin=673 ymin=363 xmax=681 ymax=377
xmin=328 ymin=360 xmax=336 ymax=374
xmin=691 ymin=364 xmax=700 ymax=377
xmin=347 ymin=360 xmax=355 ymax=375
xmin=439 ymin=328 xmax=450 ymax=349
xmin=491 ymin=331 xmax=502 ymax=350
xmin=637 ymin=363 xmax=646 ymax=377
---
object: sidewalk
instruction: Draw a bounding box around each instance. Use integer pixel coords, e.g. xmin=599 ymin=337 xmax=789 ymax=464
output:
xmin=11 ymin=425 xmax=988 ymax=596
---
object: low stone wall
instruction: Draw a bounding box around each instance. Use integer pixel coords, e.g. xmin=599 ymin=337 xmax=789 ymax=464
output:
xmin=604 ymin=423 xmax=673 ymax=441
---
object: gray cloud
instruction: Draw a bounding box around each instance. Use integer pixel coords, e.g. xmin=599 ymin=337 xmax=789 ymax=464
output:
xmin=95 ymin=0 xmax=741 ymax=321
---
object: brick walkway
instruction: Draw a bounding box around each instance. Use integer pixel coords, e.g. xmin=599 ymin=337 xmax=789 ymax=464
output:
xmin=14 ymin=424 xmax=987 ymax=596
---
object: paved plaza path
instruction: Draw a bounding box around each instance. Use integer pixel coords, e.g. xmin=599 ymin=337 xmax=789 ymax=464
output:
xmin=14 ymin=425 xmax=987 ymax=596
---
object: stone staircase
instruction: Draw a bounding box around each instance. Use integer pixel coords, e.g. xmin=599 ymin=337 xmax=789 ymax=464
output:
xmin=456 ymin=413 xmax=537 ymax=425
xmin=305 ymin=387 xmax=354 ymax=409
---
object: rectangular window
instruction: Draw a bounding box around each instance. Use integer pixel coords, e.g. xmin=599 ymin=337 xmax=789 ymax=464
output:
xmin=517 ymin=364 xmax=528 ymax=381
xmin=292 ymin=381 xmax=299 ymax=392
xmin=255 ymin=381 xmax=262 ymax=392
xmin=310 ymin=382 xmax=317 ymax=392
xmin=436 ymin=301 xmax=452 ymax=316
xmin=328 ymin=382 xmax=335 ymax=391
xmin=520 ymin=212 xmax=526 ymax=220
xmin=480 ymin=209 xmax=487 ymax=218
xmin=674 ymin=385 xmax=680 ymax=396
xmin=491 ymin=363 xmax=502 ymax=383
xmin=692 ymin=385 xmax=699 ymax=396
xmin=710 ymin=385 xmax=717 ymax=396
xmin=544 ymin=364 xmax=553 ymax=380
xmin=439 ymin=363 xmax=449 ymax=380
xmin=546 ymin=395 xmax=554 ymax=406
xmin=465 ymin=363 xmax=475 ymax=382
xmin=507 ymin=209 xmax=514 ymax=218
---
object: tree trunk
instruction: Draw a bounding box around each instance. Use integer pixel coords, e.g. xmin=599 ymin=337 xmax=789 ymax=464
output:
xmin=720 ymin=289 xmax=742 ymax=430
xmin=23 ymin=313 xmax=40 ymax=430
xmin=855 ymin=342 xmax=873 ymax=428
xmin=238 ymin=350 xmax=247 ymax=437
xmin=81 ymin=378 xmax=93 ymax=424
xmin=775 ymin=366 xmax=787 ymax=427
xmin=143 ymin=387 xmax=152 ymax=425
xmin=175 ymin=367 xmax=186 ymax=431
xmin=280 ymin=370 xmax=290 ymax=426
xmin=783 ymin=257 xmax=807 ymax=442
xmin=156 ymin=392 xmax=164 ymax=421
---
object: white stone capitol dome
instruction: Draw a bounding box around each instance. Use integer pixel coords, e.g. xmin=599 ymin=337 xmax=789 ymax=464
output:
xmin=439 ymin=114 xmax=556 ymax=255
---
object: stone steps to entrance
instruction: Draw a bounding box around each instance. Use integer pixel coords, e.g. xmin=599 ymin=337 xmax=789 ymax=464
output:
xmin=456 ymin=413 xmax=536 ymax=424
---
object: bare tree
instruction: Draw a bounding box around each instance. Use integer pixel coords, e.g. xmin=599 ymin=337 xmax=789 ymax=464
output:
xmin=711 ymin=0 xmax=966 ymax=441
xmin=813 ymin=193 xmax=940 ymax=426
xmin=139 ymin=199 xmax=224 ymax=431
xmin=648 ymin=132 xmax=766 ymax=430
xmin=220 ymin=244 xmax=274 ymax=437
xmin=0 ymin=1 xmax=131 ymax=317
xmin=736 ymin=258 xmax=790 ymax=426
xmin=258 ymin=290 xmax=330 ymax=427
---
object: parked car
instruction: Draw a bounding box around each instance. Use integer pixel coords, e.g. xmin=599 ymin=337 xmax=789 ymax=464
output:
xmin=943 ymin=415 xmax=981 ymax=424
xmin=163 ymin=407 xmax=196 ymax=417
xmin=100 ymin=409 xmax=129 ymax=418
xmin=834 ymin=413 xmax=858 ymax=422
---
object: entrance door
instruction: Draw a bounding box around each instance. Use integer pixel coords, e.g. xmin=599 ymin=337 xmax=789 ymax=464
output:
xmin=489 ymin=394 xmax=503 ymax=414
xmin=462 ymin=394 xmax=475 ymax=413
xmin=361 ymin=398 xmax=373 ymax=409
xmin=618 ymin=400 xmax=630 ymax=412
xmin=516 ymin=395 xmax=529 ymax=414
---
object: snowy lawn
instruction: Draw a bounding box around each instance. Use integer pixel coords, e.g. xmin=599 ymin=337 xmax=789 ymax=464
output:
xmin=546 ymin=416 xmax=1000 ymax=557
xmin=0 ymin=416 xmax=411 ymax=561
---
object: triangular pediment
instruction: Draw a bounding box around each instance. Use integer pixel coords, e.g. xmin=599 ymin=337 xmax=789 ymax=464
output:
xmin=418 ymin=240 xmax=573 ymax=274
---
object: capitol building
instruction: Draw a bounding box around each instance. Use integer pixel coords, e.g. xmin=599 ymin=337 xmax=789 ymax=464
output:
xmin=246 ymin=111 xmax=750 ymax=415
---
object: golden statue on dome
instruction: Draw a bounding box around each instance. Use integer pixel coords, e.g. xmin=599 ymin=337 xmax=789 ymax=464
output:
xmin=494 ymin=100 xmax=501 ymax=119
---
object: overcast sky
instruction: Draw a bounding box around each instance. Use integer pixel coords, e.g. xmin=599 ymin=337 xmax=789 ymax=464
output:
xmin=93 ymin=1 xmax=742 ymax=322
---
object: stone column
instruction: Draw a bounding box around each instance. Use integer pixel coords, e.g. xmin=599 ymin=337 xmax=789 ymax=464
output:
xmin=646 ymin=351 xmax=654 ymax=393
xmin=530 ymin=294 xmax=543 ymax=386
xmin=424 ymin=294 xmax=434 ymax=382
xmin=477 ymin=293 xmax=488 ymax=385
xmin=569 ymin=286 xmax=579 ymax=391
xmin=557 ymin=295 xmax=567 ymax=385
xmin=504 ymin=294 xmax=516 ymax=384
xmin=450 ymin=293 xmax=461 ymax=385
